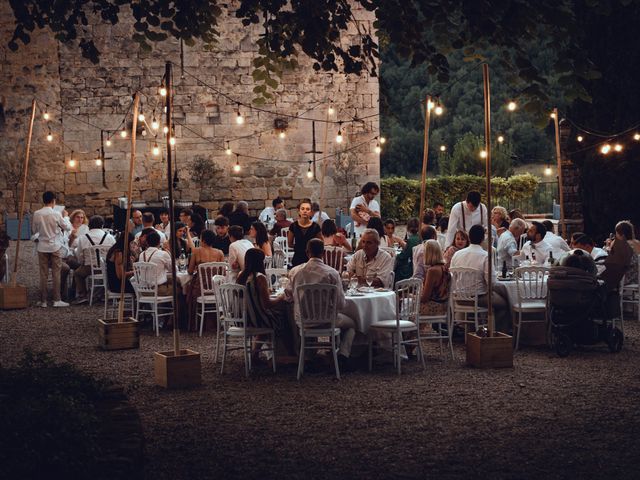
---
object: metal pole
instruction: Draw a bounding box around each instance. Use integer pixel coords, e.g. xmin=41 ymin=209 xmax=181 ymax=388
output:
xmin=419 ymin=95 xmax=431 ymax=221
xmin=482 ymin=64 xmax=494 ymax=335
xmin=553 ymin=107 xmax=567 ymax=239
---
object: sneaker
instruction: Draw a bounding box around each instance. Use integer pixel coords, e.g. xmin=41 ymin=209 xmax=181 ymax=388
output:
xmin=36 ymin=301 xmax=48 ymax=308
xmin=53 ymin=300 xmax=70 ymax=308
xmin=72 ymin=296 xmax=89 ymax=305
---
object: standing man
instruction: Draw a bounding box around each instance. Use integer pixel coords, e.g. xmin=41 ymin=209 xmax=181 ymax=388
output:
xmin=350 ymin=182 xmax=381 ymax=236
xmin=445 ymin=191 xmax=488 ymax=247
xmin=32 ymin=191 xmax=71 ymax=307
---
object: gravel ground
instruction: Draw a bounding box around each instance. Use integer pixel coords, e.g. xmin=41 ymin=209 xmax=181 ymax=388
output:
xmin=2 ymin=241 xmax=640 ymax=480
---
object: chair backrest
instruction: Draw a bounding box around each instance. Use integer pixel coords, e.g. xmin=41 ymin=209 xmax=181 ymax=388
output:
xmin=273 ymin=236 xmax=289 ymax=255
xmin=519 ymin=233 xmax=528 ymax=250
xmin=263 ymin=256 xmax=273 ymax=269
xmin=89 ymin=245 xmax=111 ymax=272
xmin=412 ymin=244 xmax=422 ymax=268
xmin=279 ymin=226 xmax=290 ymax=238
xmin=271 ymin=250 xmax=287 ymax=268
xmin=133 ymin=261 xmax=160 ymax=295
xmin=380 ymin=246 xmax=397 ymax=258
xmin=395 ymin=278 xmax=422 ymax=324
xmin=514 ymin=266 xmax=549 ymax=301
xmin=265 ymin=268 xmax=288 ymax=290
xmin=198 ymin=262 xmax=228 ymax=295
xmin=449 ymin=267 xmax=486 ymax=301
xmin=323 ymin=246 xmax=344 ymax=272
xmin=218 ymin=283 xmax=247 ymax=328
xmin=212 ymin=275 xmax=226 ymax=317
xmin=295 ymin=283 xmax=338 ymax=328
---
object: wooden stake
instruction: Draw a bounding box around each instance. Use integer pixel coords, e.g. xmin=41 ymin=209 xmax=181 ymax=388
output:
xmin=117 ymin=93 xmax=140 ymax=323
xmin=164 ymin=62 xmax=181 ymax=356
xmin=11 ymin=98 xmax=37 ymax=287
xmin=553 ymin=107 xmax=567 ymax=239
xmin=419 ymin=95 xmax=432 ymax=221
xmin=482 ymin=64 xmax=494 ymax=335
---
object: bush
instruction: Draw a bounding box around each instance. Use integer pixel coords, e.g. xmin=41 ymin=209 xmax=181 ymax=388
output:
xmin=380 ymin=173 xmax=539 ymax=219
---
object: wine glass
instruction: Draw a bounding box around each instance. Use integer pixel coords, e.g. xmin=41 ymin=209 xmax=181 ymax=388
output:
xmin=348 ymin=276 xmax=358 ymax=294
xmin=366 ymin=272 xmax=375 ymax=291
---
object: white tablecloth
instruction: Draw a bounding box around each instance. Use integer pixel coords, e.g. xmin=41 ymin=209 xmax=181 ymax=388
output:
xmin=496 ymin=278 xmax=548 ymax=308
xmin=343 ymin=290 xmax=396 ymax=333
xmin=176 ymin=271 xmax=192 ymax=288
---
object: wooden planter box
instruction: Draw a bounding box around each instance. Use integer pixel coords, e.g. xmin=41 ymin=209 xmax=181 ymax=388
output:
xmin=154 ymin=349 xmax=201 ymax=389
xmin=98 ymin=318 xmax=140 ymax=350
xmin=466 ymin=332 xmax=513 ymax=368
xmin=0 ymin=284 xmax=28 ymax=309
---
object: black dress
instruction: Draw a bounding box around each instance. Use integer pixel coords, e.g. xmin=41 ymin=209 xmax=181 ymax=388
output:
xmin=289 ymin=221 xmax=321 ymax=267
xmin=106 ymin=257 xmax=135 ymax=294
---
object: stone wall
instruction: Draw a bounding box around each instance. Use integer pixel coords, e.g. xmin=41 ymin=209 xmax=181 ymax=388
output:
xmin=0 ymin=2 xmax=379 ymax=219
xmin=559 ymin=122 xmax=584 ymax=238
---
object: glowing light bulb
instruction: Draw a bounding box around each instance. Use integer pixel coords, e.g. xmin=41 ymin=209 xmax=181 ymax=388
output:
xmin=236 ymin=105 xmax=244 ymax=125
xmin=163 ymin=126 xmax=169 ymax=134
xmin=497 ymin=135 xmax=505 ymax=144
xmin=95 ymin=158 xmax=102 ymax=166
xmin=141 ymin=128 xmax=147 ymax=137
xmin=544 ymin=165 xmax=552 ymax=176
xmin=159 ymin=86 xmax=167 ymax=97
xmin=43 ymin=110 xmax=50 ymax=121
xmin=328 ymin=104 xmax=335 ymax=115
xmin=379 ymin=136 xmax=386 ymax=144
xmin=507 ymin=101 xmax=517 ymax=111
xmin=434 ymin=105 xmax=444 ymax=116
xmin=550 ymin=112 xmax=556 ymax=119
xmin=479 ymin=150 xmax=487 ymax=159
xmin=614 ymin=144 xmax=623 ymax=152
xmin=138 ymin=113 xmax=145 ymax=122
xmin=46 ymin=131 xmax=53 ymax=142
xmin=306 ymin=164 xmax=313 ymax=179
xmin=152 ymin=143 xmax=160 ymax=156
xmin=375 ymin=142 xmax=381 ymax=154
xmin=105 ymin=138 xmax=112 ymax=147
xmin=169 ymin=136 xmax=176 ymax=146
xmin=439 ymin=145 xmax=447 ymax=152
xmin=336 ymin=123 xmax=344 ymax=144
xmin=601 ymin=144 xmax=611 ymax=154
xmin=577 ymin=135 xmax=584 ymax=142
xmin=120 ymin=128 xmax=127 ymax=138
xmin=151 ymin=118 xmax=159 ymax=130
xmin=225 ymin=142 xmax=232 ymax=155
xmin=233 ymin=157 xmax=241 ymax=173
xmin=634 ymin=133 xmax=640 ymax=141
xmin=279 ymin=131 xmax=286 ymax=139
xmin=68 ymin=159 xmax=76 ymax=168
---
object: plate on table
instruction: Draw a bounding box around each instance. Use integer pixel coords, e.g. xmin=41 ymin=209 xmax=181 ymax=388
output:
xmin=374 ymin=287 xmax=390 ymax=292
xmin=357 ymin=286 xmax=374 ymax=293
xmin=346 ymin=292 xmax=365 ymax=297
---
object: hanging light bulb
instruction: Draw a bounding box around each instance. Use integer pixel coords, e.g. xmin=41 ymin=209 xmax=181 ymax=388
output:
xmin=614 ymin=143 xmax=623 ymax=152
xmin=634 ymin=133 xmax=640 ymax=141
xmin=233 ymin=155 xmax=241 ymax=173
xmin=507 ymin=101 xmax=517 ymax=111
xmin=497 ymin=135 xmax=505 ymax=144
xmin=439 ymin=145 xmax=447 ymax=152
xmin=68 ymin=151 xmax=76 ymax=168
xmin=379 ymin=136 xmax=386 ymax=144
xmin=95 ymin=157 xmax=102 ymax=167
xmin=236 ymin=104 xmax=244 ymax=125
xmin=159 ymin=85 xmax=167 ymax=97
xmin=120 ymin=127 xmax=127 ymax=138
xmin=151 ymin=113 xmax=159 ymax=130
xmin=141 ymin=127 xmax=147 ymax=137
xmin=169 ymin=136 xmax=176 ymax=146
xmin=328 ymin=104 xmax=335 ymax=115
xmin=225 ymin=141 xmax=232 ymax=155
xmin=374 ymin=138 xmax=381 ymax=154
xmin=306 ymin=162 xmax=314 ymax=179
xmin=577 ymin=135 xmax=584 ymax=142
xmin=601 ymin=144 xmax=611 ymax=154
xmin=550 ymin=112 xmax=556 ymax=119
xmin=138 ymin=112 xmax=145 ymax=122
xmin=434 ymin=103 xmax=444 ymax=116
xmin=163 ymin=125 xmax=169 ymax=134
xmin=105 ymin=138 xmax=112 ymax=147
xmin=46 ymin=129 xmax=53 ymax=142
xmin=479 ymin=150 xmax=487 ymax=159
xmin=336 ymin=122 xmax=343 ymax=144
xmin=544 ymin=164 xmax=552 ymax=176
xmin=152 ymin=143 xmax=160 ymax=156
xmin=279 ymin=130 xmax=286 ymax=139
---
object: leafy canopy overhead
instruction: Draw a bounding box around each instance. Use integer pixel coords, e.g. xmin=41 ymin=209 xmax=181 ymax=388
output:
xmin=8 ymin=0 xmax=614 ymax=110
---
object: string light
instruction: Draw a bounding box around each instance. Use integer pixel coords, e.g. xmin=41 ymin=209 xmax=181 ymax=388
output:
xmin=497 ymin=135 xmax=505 ymax=144
xmin=439 ymin=145 xmax=447 ymax=152
xmin=43 ymin=109 xmax=50 ymax=121
xmin=550 ymin=112 xmax=556 ymax=119
xmin=159 ymin=85 xmax=167 ymax=97
xmin=379 ymin=136 xmax=386 ymax=144
xmin=46 ymin=129 xmax=53 ymax=142
xmin=328 ymin=104 xmax=335 ymax=115
xmin=152 ymin=143 xmax=160 ymax=156
xmin=306 ymin=161 xmax=314 ymax=179
xmin=68 ymin=151 xmax=76 ymax=168
xmin=634 ymin=133 xmax=640 ymax=141
xmin=163 ymin=125 xmax=169 ymax=134
xmin=601 ymin=144 xmax=611 ymax=154
xmin=105 ymin=138 xmax=112 ymax=147
xmin=236 ymin=104 xmax=244 ymax=125
xmin=169 ymin=135 xmax=176 ymax=146
xmin=141 ymin=127 xmax=147 ymax=137
xmin=138 ymin=112 xmax=145 ymax=122
xmin=151 ymin=114 xmax=159 ymax=131
xmin=614 ymin=144 xmax=623 ymax=152
xmin=507 ymin=101 xmax=517 ymax=111
xmin=577 ymin=135 xmax=584 ymax=142
xmin=479 ymin=150 xmax=487 ymax=159
xmin=233 ymin=154 xmax=241 ymax=173
xmin=336 ymin=122 xmax=343 ymax=144
xmin=279 ymin=130 xmax=286 ymax=139
xmin=544 ymin=164 xmax=552 ymax=176
xmin=120 ymin=127 xmax=127 ymax=138
xmin=95 ymin=150 xmax=102 ymax=166
xmin=434 ymin=103 xmax=444 ymax=116
xmin=225 ymin=141 xmax=232 ymax=155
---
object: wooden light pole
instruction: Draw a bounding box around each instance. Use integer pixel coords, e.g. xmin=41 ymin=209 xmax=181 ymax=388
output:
xmin=482 ymin=64 xmax=494 ymax=336
xmin=419 ymin=95 xmax=432 ymax=221
xmin=553 ymin=107 xmax=567 ymax=239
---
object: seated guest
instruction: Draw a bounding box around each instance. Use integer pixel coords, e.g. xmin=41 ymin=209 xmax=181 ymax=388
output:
xmin=311 ymin=202 xmax=330 ymax=224
xmin=238 ymin=248 xmax=294 ymax=357
xmin=211 ymin=216 xmax=231 ymax=254
xmin=573 ymin=234 xmax=608 ymax=261
xmin=106 ymin=233 xmax=135 ymax=295
xmin=228 ymin=201 xmax=251 ymax=232
xmin=135 ymin=212 xmax=166 ymax=243
xmin=218 ymin=202 xmax=234 ymax=219
xmin=394 ymin=217 xmax=421 ymax=282
xmin=422 ymin=208 xmax=436 ymax=228
xmin=450 ymin=225 xmax=510 ymax=332
xmin=321 ymin=219 xmax=352 ymax=252
xmin=542 ymin=220 xmax=570 ymax=254
xmin=132 ymin=227 xmax=155 ymax=260
xmin=284 ymin=239 xmax=357 ymax=367
xmin=433 ymin=201 xmax=445 ymax=224
xmin=67 ymin=209 xmax=89 ymax=254
xmin=599 ymin=221 xmax=634 ymax=291
xmin=442 ymin=229 xmax=470 ymax=271
xmin=345 ymin=228 xmax=394 ymax=288
xmin=130 ymin=209 xmax=143 ymax=236
xmin=569 ymin=231 xmax=585 ymax=249
xmin=412 ymin=225 xmax=438 ymax=277
xmin=164 ymin=222 xmax=189 ymax=258
xmin=228 ymin=225 xmax=254 ymax=277
xmin=259 ymin=197 xmax=284 ymax=223
xmin=249 ymin=221 xmax=272 ymax=257
xmin=508 ymin=208 xmax=524 ymax=222
xmin=156 ymin=208 xmax=171 ymax=238
xmin=366 ymin=217 xmax=386 ymax=240
xmin=497 ymin=218 xmax=527 ymax=268
xmin=491 ymin=206 xmax=510 ymax=236
xmin=519 ymin=221 xmax=555 ymax=263
xmin=139 ymin=231 xmax=174 ymax=296
xmin=72 ymin=215 xmax=116 ymax=304
xmin=420 ymin=240 xmax=450 ymax=316
xmin=179 ymin=208 xmax=193 ymax=227
xmin=269 ymin=208 xmax=292 ymax=237
xmin=382 ymin=219 xmax=406 ymax=248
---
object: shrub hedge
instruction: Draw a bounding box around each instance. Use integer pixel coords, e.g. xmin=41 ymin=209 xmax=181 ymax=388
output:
xmin=380 ymin=173 xmax=539 ymax=219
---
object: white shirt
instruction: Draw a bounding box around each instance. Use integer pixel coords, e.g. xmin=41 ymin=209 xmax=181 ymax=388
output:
xmin=285 ymin=257 xmax=346 ymax=318
xmin=228 ymin=239 xmax=254 ymax=273
xmin=591 ymin=247 xmax=608 ymax=261
xmin=496 ymin=230 xmax=518 ymax=267
xmin=450 ymin=244 xmax=494 ymax=293
xmin=349 ymin=195 xmax=380 ymax=235
xmin=312 ymin=211 xmax=330 ymax=224
xmin=75 ymin=228 xmax=116 ymax=265
xmin=346 ymin=248 xmax=394 ymax=288
xmin=259 ymin=206 xmax=276 ymax=223
xmin=140 ymin=246 xmax=172 ymax=285
xmin=544 ymin=232 xmax=570 ymax=254
xmin=521 ymin=239 xmax=554 ymax=264
xmin=32 ymin=206 xmax=71 ymax=253
xmin=445 ymin=201 xmax=488 ymax=247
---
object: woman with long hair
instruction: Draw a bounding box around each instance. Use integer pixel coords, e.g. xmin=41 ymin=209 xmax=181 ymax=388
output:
xmin=443 ymin=229 xmax=470 ymax=270
xmin=394 ymin=217 xmax=421 ymax=282
xmin=249 ymin=221 xmax=273 ymax=257
xmin=287 ymin=199 xmax=321 ymax=267
xmin=106 ymin=232 xmax=135 ymax=294
xmin=420 ymin=239 xmax=450 ymax=316
xmin=321 ymin=219 xmax=352 ymax=252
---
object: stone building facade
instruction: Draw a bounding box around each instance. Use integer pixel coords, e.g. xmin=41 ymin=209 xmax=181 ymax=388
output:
xmin=0 ymin=2 xmax=379 ymax=219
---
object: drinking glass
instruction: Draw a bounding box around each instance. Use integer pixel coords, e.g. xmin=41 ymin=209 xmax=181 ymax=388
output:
xmin=349 ymin=276 xmax=358 ymax=294
xmin=366 ymin=273 xmax=375 ymax=291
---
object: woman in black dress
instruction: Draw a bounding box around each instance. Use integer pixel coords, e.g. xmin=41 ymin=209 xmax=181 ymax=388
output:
xmin=287 ymin=198 xmax=321 ymax=267
xmin=106 ymin=233 xmax=135 ymax=294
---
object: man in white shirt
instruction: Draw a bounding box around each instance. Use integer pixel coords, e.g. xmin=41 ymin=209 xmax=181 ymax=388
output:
xmin=349 ymin=182 xmax=381 ymax=236
xmin=32 ymin=191 xmax=71 ymax=307
xmin=72 ymin=215 xmax=116 ymax=304
xmin=573 ymin=234 xmax=608 ymax=274
xmin=285 ymin=239 xmax=357 ymax=366
xmin=258 ymin=197 xmax=284 ymax=223
xmin=542 ymin=220 xmax=570 ymax=254
xmin=135 ymin=212 xmax=166 ymax=243
xmin=346 ymin=229 xmax=394 ymax=288
xmin=450 ymin=225 xmax=510 ymax=332
xmin=156 ymin=209 xmax=171 ymax=238
xmin=139 ymin=231 xmax=174 ymax=295
xmin=497 ymin=218 xmax=527 ymax=268
xmin=131 ymin=210 xmax=143 ymax=236
xmin=311 ymin=202 xmax=330 ymax=224
xmin=228 ymin=225 xmax=254 ymax=277
xmin=520 ymin=221 xmax=556 ymax=264
xmin=445 ymin=191 xmax=488 ymax=247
